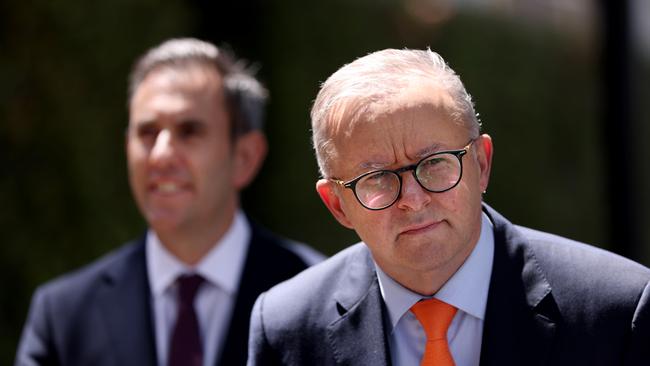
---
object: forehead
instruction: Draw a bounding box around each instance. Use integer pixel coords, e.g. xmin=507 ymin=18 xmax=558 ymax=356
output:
xmin=329 ymin=83 xmax=469 ymax=173
xmin=130 ymin=65 xmax=225 ymax=115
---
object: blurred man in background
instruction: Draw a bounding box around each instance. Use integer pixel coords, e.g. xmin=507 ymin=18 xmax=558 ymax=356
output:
xmin=248 ymin=48 xmax=650 ymax=365
xmin=16 ymin=38 xmax=322 ymax=366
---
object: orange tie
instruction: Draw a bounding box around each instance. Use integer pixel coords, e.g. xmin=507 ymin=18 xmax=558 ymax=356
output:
xmin=410 ymin=298 xmax=458 ymax=366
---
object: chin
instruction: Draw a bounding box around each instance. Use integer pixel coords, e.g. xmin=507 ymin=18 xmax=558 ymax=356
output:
xmin=146 ymin=211 xmax=186 ymax=231
xmin=401 ymin=237 xmax=454 ymax=264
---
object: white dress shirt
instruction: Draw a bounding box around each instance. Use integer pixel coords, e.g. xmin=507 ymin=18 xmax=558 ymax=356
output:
xmin=375 ymin=213 xmax=494 ymax=366
xmin=147 ymin=210 xmax=251 ymax=366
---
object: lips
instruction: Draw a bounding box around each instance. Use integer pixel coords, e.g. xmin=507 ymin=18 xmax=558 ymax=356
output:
xmin=399 ymin=220 xmax=443 ymax=236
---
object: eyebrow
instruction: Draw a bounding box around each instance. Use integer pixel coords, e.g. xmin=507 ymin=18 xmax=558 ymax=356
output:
xmin=355 ymin=143 xmax=445 ymax=171
xmin=358 ymin=161 xmax=389 ymax=171
xmin=131 ymin=116 xmax=205 ymax=127
xmin=414 ymin=143 xmax=444 ymax=158
xmin=132 ymin=118 xmax=155 ymax=127
xmin=129 ymin=112 xmax=160 ymax=127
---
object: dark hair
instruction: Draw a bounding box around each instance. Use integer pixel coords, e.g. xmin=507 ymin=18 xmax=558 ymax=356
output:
xmin=128 ymin=38 xmax=268 ymax=136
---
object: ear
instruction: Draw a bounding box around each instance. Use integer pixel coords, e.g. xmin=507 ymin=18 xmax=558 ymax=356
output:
xmin=476 ymin=133 xmax=493 ymax=193
xmin=232 ymin=131 xmax=268 ymax=190
xmin=316 ymin=179 xmax=354 ymax=229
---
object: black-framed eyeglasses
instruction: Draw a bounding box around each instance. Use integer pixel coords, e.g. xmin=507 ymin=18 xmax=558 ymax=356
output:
xmin=330 ymin=138 xmax=477 ymax=210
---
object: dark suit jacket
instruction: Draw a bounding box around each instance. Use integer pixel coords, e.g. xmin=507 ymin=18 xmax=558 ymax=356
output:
xmin=16 ymin=223 xmax=323 ymax=366
xmin=248 ymin=205 xmax=650 ymax=365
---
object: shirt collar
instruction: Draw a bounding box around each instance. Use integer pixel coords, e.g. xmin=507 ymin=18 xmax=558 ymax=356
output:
xmin=375 ymin=213 xmax=495 ymax=330
xmin=147 ymin=210 xmax=251 ymax=296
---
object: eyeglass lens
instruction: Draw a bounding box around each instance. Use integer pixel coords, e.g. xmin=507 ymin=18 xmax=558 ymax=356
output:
xmin=354 ymin=153 xmax=462 ymax=209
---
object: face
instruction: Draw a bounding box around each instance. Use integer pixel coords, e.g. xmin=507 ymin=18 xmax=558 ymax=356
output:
xmin=127 ymin=65 xmax=259 ymax=240
xmin=317 ymin=83 xmax=493 ymax=293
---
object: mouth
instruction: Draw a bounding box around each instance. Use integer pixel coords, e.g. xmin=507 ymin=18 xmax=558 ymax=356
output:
xmin=399 ymin=220 xmax=443 ymax=236
xmin=148 ymin=181 xmax=190 ymax=195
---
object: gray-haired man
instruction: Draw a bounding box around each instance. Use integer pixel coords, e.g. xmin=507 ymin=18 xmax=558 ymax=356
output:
xmin=248 ymin=48 xmax=649 ymax=366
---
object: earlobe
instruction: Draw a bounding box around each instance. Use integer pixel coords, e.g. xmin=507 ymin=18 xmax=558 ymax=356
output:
xmin=477 ymin=134 xmax=493 ymax=192
xmin=232 ymin=131 xmax=268 ymax=189
xmin=316 ymin=179 xmax=354 ymax=229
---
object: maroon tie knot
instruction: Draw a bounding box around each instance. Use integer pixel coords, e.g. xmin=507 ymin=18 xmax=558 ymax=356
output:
xmin=177 ymin=274 xmax=204 ymax=305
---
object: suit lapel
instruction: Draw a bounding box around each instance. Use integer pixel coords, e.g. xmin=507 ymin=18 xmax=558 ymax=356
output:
xmin=218 ymin=223 xmax=314 ymax=366
xmin=97 ymin=239 xmax=157 ymax=366
xmin=326 ymin=245 xmax=391 ymax=366
xmin=480 ymin=206 xmax=558 ymax=366
xmin=218 ymin=227 xmax=270 ymax=366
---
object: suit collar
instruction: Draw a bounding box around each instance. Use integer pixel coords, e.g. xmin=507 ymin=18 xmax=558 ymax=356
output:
xmin=219 ymin=222 xmax=314 ymax=366
xmin=146 ymin=211 xmax=250 ymax=296
xmin=480 ymin=204 xmax=559 ymax=366
xmin=93 ymin=225 xmax=290 ymax=366
xmin=218 ymin=224 xmax=267 ymax=366
xmin=327 ymin=244 xmax=391 ymax=365
xmin=324 ymin=206 xmax=559 ymax=366
xmin=97 ymin=237 xmax=158 ymax=366
xmin=483 ymin=204 xmax=555 ymax=310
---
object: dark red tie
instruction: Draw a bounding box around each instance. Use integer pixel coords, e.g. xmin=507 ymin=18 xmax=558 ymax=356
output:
xmin=168 ymin=274 xmax=204 ymax=366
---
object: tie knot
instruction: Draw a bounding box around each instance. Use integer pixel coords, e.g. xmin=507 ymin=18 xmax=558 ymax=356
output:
xmin=176 ymin=274 xmax=204 ymax=304
xmin=410 ymin=298 xmax=457 ymax=341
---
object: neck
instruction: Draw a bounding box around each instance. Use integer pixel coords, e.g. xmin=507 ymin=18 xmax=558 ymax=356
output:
xmin=155 ymin=212 xmax=236 ymax=266
xmin=393 ymin=259 xmax=464 ymax=296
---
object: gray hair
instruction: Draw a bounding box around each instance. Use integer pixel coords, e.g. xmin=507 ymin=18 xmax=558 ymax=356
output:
xmin=311 ymin=48 xmax=480 ymax=176
xmin=128 ymin=38 xmax=268 ymax=137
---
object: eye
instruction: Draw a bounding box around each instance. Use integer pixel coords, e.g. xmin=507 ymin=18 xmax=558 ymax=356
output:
xmin=420 ymin=156 xmax=448 ymax=170
xmin=135 ymin=123 xmax=159 ymax=140
xmin=360 ymin=171 xmax=393 ymax=188
xmin=355 ymin=170 xmax=400 ymax=208
xmin=177 ymin=120 xmax=204 ymax=139
xmin=418 ymin=154 xmax=457 ymax=181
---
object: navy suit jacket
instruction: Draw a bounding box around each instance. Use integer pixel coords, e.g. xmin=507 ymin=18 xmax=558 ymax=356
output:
xmin=16 ymin=223 xmax=322 ymax=366
xmin=248 ymin=205 xmax=650 ymax=365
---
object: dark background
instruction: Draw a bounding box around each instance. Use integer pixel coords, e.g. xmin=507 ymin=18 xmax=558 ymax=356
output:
xmin=2 ymin=1 xmax=649 ymax=363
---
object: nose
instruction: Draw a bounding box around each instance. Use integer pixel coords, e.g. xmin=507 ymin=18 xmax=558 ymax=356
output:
xmin=396 ymin=171 xmax=431 ymax=211
xmin=149 ymin=129 xmax=178 ymax=167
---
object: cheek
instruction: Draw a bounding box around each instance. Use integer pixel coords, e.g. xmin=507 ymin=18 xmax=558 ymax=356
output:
xmin=434 ymin=182 xmax=480 ymax=224
xmin=195 ymin=149 xmax=234 ymax=190
xmin=436 ymin=186 xmax=464 ymax=212
xmin=128 ymin=157 xmax=149 ymax=187
xmin=350 ymin=209 xmax=393 ymax=241
xmin=452 ymin=163 xmax=483 ymax=202
xmin=126 ymin=154 xmax=141 ymax=177
xmin=127 ymin=143 xmax=147 ymax=168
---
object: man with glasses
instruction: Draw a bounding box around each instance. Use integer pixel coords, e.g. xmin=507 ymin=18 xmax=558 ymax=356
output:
xmin=16 ymin=38 xmax=323 ymax=366
xmin=248 ymin=49 xmax=650 ymax=365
